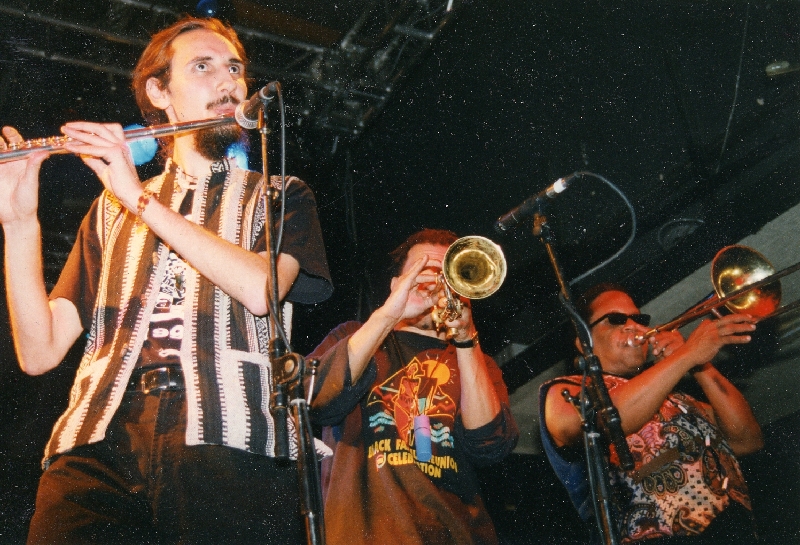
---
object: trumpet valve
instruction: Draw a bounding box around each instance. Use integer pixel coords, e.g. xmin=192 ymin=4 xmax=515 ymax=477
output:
xmin=431 ymin=306 xmax=444 ymax=327
xmin=431 ymin=299 xmax=462 ymax=327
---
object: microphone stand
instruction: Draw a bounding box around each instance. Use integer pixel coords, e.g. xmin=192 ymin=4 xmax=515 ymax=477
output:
xmin=530 ymin=201 xmax=633 ymax=545
xmin=257 ymin=103 xmax=326 ymax=545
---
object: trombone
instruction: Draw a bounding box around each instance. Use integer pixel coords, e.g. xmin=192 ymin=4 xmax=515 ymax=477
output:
xmin=430 ymin=236 xmax=507 ymax=337
xmin=635 ymin=244 xmax=800 ymax=342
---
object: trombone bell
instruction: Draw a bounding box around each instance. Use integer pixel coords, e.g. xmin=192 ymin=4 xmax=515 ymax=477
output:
xmin=636 ymin=244 xmax=794 ymax=343
xmin=712 ymin=245 xmax=781 ymax=318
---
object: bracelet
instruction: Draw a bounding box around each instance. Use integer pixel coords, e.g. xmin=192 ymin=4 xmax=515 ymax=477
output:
xmin=451 ymin=331 xmax=479 ymax=349
xmin=137 ymin=188 xmax=156 ymax=217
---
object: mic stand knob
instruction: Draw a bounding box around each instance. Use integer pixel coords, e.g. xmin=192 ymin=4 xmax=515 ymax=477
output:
xmin=271 ymin=349 xmax=301 ymax=461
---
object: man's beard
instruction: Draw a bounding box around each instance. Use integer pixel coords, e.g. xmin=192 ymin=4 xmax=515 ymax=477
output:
xmin=194 ymin=123 xmax=247 ymax=161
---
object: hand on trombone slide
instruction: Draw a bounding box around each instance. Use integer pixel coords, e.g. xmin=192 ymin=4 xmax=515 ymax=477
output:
xmin=677 ymin=313 xmax=756 ymax=366
xmin=626 ymin=328 xmax=684 ymax=360
xmin=629 ymin=313 xmax=756 ymax=366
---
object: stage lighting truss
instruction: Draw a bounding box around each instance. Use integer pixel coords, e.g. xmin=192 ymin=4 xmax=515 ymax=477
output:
xmin=0 ymin=0 xmax=461 ymax=156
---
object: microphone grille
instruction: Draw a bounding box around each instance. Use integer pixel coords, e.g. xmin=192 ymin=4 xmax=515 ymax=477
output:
xmin=234 ymin=102 xmax=258 ymax=130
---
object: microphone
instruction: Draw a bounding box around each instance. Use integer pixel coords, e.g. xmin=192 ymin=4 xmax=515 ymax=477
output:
xmin=494 ymin=172 xmax=580 ymax=233
xmin=234 ymin=81 xmax=281 ymax=129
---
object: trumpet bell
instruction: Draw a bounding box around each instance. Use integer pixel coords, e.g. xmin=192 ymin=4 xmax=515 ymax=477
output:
xmin=443 ymin=236 xmax=507 ymax=299
xmin=712 ymin=244 xmax=781 ymax=318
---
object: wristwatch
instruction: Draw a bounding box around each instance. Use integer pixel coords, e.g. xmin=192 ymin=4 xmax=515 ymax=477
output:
xmin=451 ymin=332 xmax=479 ymax=349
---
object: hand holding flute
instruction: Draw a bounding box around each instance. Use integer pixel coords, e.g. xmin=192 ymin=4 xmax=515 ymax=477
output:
xmin=0 ymin=116 xmax=235 ymax=164
xmin=0 ymin=126 xmax=49 ymax=228
xmin=61 ymin=121 xmax=143 ymax=213
xmin=0 ymin=116 xmax=236 ymax=219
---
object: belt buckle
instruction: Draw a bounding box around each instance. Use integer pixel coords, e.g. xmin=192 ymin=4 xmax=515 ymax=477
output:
xmin=140 ymin=366 xmax=171 ymax=395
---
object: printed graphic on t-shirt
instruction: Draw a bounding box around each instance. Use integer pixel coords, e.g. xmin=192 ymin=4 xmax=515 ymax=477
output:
xmin=365 ymin=353 xmax=460 ymax=480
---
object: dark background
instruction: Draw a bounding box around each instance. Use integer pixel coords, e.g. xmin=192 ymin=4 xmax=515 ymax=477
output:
xmin=1 ymin=0 xmax=799 ymax=542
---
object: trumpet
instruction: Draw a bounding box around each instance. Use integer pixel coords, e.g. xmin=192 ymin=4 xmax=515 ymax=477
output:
xmin=0 ymin=116 xmax=237 ymax=163
xmin=430 ymin=236 xmax=507 ymax=338
xmin=632 ymin=244 xmax=800 ymax=344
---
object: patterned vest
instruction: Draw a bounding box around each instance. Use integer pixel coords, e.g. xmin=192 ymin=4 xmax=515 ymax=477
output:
xmin=43 ymin=161 xmax=296 ymax=465
xmin=541 ymin=374 xmax=751 ymax=543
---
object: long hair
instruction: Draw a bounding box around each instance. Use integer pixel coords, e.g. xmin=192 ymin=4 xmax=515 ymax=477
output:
xmin=131 ymin=17 xmax=248 ymax=157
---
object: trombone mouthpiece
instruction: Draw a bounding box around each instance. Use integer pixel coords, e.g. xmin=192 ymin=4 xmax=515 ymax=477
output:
xmin=627 ymin=335 xmax=646 ymax=347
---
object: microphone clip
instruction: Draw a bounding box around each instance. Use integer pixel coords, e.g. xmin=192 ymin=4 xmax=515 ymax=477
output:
xmin=235 ymin=81 xmax=281 ymax=129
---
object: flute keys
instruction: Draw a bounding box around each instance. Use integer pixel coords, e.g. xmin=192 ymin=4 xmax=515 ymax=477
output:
xmin=7 ymin=135 xmax=71 ymax=151
xmin=49 ymin=136 xmax=71 ymax=146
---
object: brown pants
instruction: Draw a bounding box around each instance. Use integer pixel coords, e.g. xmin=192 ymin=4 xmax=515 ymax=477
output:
xmin=28 ymin=389 xmax=304 ymax=544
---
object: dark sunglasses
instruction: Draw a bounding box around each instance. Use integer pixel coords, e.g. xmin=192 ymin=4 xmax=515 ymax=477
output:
xmin=589 ymin=312 xmax=651 ymax=328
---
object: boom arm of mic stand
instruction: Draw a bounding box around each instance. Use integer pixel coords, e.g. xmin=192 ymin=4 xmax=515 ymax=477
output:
xmin=534 ymin=208 xmax=634 ymax=472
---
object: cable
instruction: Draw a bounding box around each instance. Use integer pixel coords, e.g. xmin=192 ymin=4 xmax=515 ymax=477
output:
xmin=715 ymin=3 xmax=751 ymax=175
xmin=569 ymin=171 xmax=638 ymax=285
xmin=264 ymin=88 xmax=291 ymax=351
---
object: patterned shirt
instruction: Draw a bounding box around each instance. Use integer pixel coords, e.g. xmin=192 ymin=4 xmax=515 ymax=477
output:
xmin=540 ymin=374 xmax=751 ymax=543
xmin=46 ymin=160 xmax=332 ymax=465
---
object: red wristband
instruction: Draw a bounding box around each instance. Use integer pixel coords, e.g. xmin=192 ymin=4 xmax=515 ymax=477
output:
xmin=137 ymin=188 xmax=155 ymax=217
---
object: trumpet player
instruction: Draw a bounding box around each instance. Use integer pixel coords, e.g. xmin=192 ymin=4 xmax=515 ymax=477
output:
xmin=541 ymin=283 xmax=763 ymax=544
xmin=308 ymin=228 xmax=519 ymax=545
xmin=0 ymin=16 xmax=332 ymax=544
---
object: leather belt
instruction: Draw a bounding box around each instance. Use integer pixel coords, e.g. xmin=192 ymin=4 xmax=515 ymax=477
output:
xmin=128 ymin=365 xmax=185 ymax=395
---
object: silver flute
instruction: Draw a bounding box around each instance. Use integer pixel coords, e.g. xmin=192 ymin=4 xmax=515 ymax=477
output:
xmin=0 ymin=116 xmax=236 ymax=163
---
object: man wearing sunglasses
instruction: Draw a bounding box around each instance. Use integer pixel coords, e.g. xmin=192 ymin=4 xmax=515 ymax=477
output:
xmin=540 ymin=283 xmax=763 ymax=544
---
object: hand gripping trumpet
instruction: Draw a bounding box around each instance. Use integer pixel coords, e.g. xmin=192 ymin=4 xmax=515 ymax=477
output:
xmin=430 ymin=236 xmax=507 ymax=338
xmin=632 ymin=245 xmax=800 ymax=344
